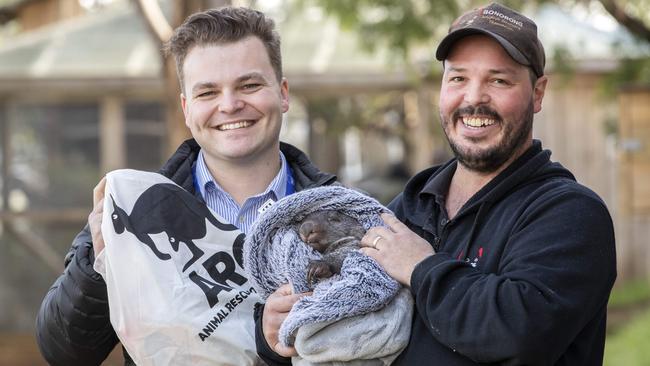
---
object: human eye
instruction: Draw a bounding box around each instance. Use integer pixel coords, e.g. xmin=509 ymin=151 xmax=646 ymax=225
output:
xmin=448 ymin=75 xmax=465 ymax=83
xmin=241 ymin=83 xmax=263 ymax=92
xmin=195 ymin=90 xmax=216 ymax=98
xmin=491 ymin=78 xmax=512 ymax=86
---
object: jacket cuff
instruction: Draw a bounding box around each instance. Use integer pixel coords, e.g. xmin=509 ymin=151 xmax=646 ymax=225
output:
xmin=254 ymin=302 xmax=292 ymax=365
xmin=68 ymin=242 xmax=108 ymax=299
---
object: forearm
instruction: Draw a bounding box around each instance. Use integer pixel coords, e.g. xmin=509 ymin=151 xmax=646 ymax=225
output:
xmin=254 ymin=303 xmax=292 ymax=365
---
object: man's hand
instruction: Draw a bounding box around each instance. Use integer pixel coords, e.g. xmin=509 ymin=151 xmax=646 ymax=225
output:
xmin=360 ymin=213 xmax=435 ymax=286
xmin=88 ymin=177 xmax=107 ymax=257
xmin=262 ymin=284 xmax=309 ymax=357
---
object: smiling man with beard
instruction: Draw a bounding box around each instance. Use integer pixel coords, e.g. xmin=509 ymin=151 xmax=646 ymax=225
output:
xmin=353 ymin=3 xmax=616 ymax=366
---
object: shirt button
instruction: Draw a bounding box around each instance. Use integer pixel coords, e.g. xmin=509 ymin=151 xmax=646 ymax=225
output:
xmin=239 ymin=217 xmax=245 ymax=223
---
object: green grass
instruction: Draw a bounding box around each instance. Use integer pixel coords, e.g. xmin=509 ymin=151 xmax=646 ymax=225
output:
xmin=603 ymin=280 xmax=650 ymax=365
xmin=604 ymin=306 xmax=650 ymax=366
xmin=608 ymin=280 xmax=650 ymax=308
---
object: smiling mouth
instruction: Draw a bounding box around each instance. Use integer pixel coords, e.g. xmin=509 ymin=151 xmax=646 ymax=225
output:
xmin=217 ymin=120 xmax=255 ymax=131
xmin=461 ymin=117 xmax=497 ymax=128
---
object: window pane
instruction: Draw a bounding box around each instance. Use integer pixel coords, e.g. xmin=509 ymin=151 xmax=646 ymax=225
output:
xmin=125 ymin=102 xmax=165 ymax=171
xmin=9 ymin=103 xmax=100 ymax=210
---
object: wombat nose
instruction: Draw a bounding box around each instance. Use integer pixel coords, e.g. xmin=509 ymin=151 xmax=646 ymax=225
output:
xmin=299 ymin=221 xmax=315 ymax=242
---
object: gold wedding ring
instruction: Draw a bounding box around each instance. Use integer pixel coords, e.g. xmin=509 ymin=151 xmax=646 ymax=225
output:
xmin=372 ymin=236 xmax=383 ymax=249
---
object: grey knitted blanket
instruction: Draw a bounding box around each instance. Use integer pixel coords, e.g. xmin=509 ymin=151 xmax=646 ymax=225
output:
xmin=243 ymin=186 xmax=401 ymax=347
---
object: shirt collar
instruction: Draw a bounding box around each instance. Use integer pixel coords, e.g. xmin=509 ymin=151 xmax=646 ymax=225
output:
xmin=419 ymin=140 xmax=544 ymax=206
xmin=420 ymin=159 xmax=457 ymax=204
xmin=195 ymin=150 xmax=290 ymax=201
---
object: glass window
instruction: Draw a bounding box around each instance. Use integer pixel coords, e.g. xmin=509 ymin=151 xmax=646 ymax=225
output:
xmin=125 ymin=102 xmax=165 ymax=171
xmin=9 ymin=103 xmax=100 ymax=210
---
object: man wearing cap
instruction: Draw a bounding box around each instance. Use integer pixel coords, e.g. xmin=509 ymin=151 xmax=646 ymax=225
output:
xmin=259 ymin=2 xmax=616 ymax=365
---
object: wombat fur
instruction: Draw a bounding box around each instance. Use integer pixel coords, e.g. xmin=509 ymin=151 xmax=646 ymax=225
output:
xmin=297 ymin=210 xmax=366 ymax=286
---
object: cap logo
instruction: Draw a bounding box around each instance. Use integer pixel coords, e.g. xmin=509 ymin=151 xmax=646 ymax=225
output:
xmin=462 ymin=14 xmax=478 ymax=27
xmin=481 ymin=8 xmax=523 ymax=30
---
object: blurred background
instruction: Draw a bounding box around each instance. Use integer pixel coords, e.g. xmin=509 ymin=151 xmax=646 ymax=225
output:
xmin=0 ymin=0 xmax=649 ymax=364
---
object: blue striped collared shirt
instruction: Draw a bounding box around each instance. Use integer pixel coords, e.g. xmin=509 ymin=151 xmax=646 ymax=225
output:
xmin=194 ymin=150 xmax=290 ymax=234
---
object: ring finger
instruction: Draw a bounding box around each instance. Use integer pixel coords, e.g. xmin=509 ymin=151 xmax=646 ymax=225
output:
xmin=361 ymin=227 xmax=393 ymax=249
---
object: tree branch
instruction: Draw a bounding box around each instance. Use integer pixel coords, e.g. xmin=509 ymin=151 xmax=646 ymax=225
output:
xmin=133 ymin=0 xmax=173 ymax=43
xmin=598 ymin=0 xmax=650 ymax=43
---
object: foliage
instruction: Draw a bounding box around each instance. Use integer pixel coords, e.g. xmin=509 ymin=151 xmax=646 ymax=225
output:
xmin=297 ymin=0 xmax=454 ymax=59
xmin=600 ymin=57 xmax=650 ymax=95
xmin=301 ymin=0 xmax=650 ymax=90
xmin=299 ymin=0 xmax=556 ymax=62
xmin=604 ymin=305 xmax=650 ymax=365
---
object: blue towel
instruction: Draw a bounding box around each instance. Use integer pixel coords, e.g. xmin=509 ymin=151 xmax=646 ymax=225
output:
xmin=243 ymin=186 xmax=401 ymax=346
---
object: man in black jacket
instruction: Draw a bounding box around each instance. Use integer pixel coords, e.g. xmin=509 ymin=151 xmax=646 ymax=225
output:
xmin=35 ymin=7 xmax=336 ymax=366
xmin=260 ymin=3 xmax=616 ymax=365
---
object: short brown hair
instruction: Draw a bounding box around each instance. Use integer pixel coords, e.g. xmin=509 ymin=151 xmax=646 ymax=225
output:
xmin=164 ymin=7 xmax=283 ymax=92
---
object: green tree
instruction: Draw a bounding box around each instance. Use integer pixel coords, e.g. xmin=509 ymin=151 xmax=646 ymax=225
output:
xmin=303 ymin=0 xmax=650 ymax=87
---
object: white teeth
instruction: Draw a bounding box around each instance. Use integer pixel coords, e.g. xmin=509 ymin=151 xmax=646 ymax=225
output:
xmin=217 ymin=120 xmax=253 ymax=131
xmin=462 ymin=117 xmax=496 ymax=127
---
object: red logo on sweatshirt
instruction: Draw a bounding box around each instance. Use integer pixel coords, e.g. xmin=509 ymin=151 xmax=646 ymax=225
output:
xmin=459 ymin=246 xmax=484 ymax=267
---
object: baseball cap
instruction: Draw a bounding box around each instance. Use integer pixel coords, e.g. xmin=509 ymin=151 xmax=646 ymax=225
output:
xmin=435 ymin=2 xmax=545 ymax=77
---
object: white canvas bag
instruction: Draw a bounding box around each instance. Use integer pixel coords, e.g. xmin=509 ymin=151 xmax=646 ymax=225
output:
xmin=94 ymin=169 xmax=262 ymax=366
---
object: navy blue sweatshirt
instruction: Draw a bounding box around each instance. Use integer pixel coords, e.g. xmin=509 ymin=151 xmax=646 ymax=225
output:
xmin=390 ymin=140 xmax=616 ymax=365
xmin=257 ymin=140 xmax=616 ymax=365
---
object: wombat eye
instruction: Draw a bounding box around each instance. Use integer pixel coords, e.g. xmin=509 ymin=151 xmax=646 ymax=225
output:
xmin=328 ymin=215 xmax=341 ymax=223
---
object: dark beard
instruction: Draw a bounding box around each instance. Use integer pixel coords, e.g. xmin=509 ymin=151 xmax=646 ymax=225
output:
xmin=444 ymin=103 xmax=534 ymax=173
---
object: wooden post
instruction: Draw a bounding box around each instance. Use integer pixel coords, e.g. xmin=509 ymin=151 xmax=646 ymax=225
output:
xmin=1 ymin=100 xmax=9 ymax=215
xmin=403 ymin=85 xmax=440 ymax=173
xmin=100 ymin=96 xmax=126 ymax=174
xmin=618 ymin=87 xmax=650 ymax=281
xmin=133 ymin=0 xmax=232 ymax=156
xmin=307 ymin=116 xmax=340 ymax=176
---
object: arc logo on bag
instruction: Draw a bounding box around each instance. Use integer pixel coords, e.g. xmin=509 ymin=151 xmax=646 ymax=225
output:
xmin=96 ymin=170 xmax=262 ymax=365
xmin=108 ymin=182 xmax=250 ymax=308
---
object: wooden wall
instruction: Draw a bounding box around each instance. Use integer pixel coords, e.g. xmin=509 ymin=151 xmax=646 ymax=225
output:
xmin=535 ymin=74 xmax=650 ymax=282
xmin=616 ymin=87 xmax=650 ymax=280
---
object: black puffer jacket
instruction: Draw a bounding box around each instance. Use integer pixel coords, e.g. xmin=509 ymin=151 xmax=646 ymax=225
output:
xmin=35 ymin=139 xmax=336 ymax=366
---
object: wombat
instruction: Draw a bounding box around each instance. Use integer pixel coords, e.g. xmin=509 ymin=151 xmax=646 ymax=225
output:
xmin=297 ymin=210 xmax=366 ymax=286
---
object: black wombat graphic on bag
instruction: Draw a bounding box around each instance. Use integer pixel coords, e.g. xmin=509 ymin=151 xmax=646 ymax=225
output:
xmin=296 ymin=210 xmax=366 ymax=286
xmin=109 ymin=183 xmax=239 ymax=272
xmin=109 ymin=182 xmax=250 ymax=308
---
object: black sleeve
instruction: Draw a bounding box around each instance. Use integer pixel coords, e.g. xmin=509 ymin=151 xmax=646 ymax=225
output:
xmin=254 ymin=302 xmax=292 ymax=365
xmin=409 ymin=190 xmax=617 ymax=364
xmin=35 ymin=224 xmax=119 ymax=366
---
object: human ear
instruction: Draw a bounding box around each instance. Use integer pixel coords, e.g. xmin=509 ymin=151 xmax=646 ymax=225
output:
xmin=180 ymin=93 xmax=190 ymax=128
xmin=533 ymin=76 xmax=548 ymax=113
xmin=280 ymin=78 xmax=290 ymax=113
